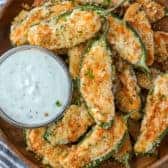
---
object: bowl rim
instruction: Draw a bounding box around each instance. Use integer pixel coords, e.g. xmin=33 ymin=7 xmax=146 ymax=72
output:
xmin=0 ymin=45 xmax=72 ymax=128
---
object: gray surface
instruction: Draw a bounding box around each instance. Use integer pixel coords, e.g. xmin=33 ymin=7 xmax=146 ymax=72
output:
xmin=0 ymin=141 xmax=27 ymax=168
xmin=0 ymin=0 xmax=6 ymax=5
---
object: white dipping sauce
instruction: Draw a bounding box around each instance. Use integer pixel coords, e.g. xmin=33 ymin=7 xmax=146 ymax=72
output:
xmin=0 ymin=47 xmax=71 ymax=126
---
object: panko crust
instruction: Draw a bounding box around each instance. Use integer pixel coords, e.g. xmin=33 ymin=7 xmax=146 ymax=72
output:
xmin=10 ymin=1 xmax=74 ymax=45
xmin=124 ymin=3 xmax=154 ymax=65
xmin=27 ymin=9 xmax=101 ymax=50
xmin=134 ymin=74 xmax=168 ymax=154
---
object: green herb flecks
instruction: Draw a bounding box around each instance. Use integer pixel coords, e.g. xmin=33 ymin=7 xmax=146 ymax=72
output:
xmin=55 ymin=100 xmax=62 ymax=107
xmin=85 ymin=68 xmax=94 ymax=79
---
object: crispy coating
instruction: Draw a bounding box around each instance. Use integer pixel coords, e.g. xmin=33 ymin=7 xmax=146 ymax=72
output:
xmin=45 ymin=105 xmax=94 ymax=145
xmin=134 ymin=74 xmax=168 ymax=154
xmin=116 ymin=65 xmax=142 ymax=120
xmin=75 ymin=0 xmax=108 ymax=6
xmin=27 ymin=9 xmax=101 ymax=50
xmin=136 ymin=68 xmax=160 ymax=89
xmin=26 ymin=128 xmax=70 ymax=168
xmin=124 ymin=3 xmax=154 ymax=65
xmin=33 ymin=0 xmax=63 ymax=7
xmin=154 ymin=31 xmax=168 ymax=63
xmin=80 ymin=37 xmax=115 ymax=127
xmin=10 ymin=1 xmax=74 ymax=45
xmin=74 ymin=0 xmax=125 ymax=8
xmin=113 ymin=134 xmax=132 ymax=167
xmin=11 ymin=10 xmax=29 ymax=28
xmin=68 ymin=43 xmax=85 ymax=79
xmin=33 ymin=0 xmax=46 ymax=7
xmin=62 ymin=116 xmax=127 ymax=168
xmin=136 ymin=71 xmax=152 ymax=90
xmin=137 ymin=0 xmax=165 ymax=23
xmin=108 ymin=15 xmax=144 ymax=65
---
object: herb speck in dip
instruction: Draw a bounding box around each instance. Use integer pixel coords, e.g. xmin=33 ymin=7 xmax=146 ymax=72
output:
xmin=0 ymin=47 xmax=71 ymax=126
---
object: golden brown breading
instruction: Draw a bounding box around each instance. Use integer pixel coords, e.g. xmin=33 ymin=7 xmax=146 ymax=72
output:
xmin=154 ymin=31 xmax=168 ymax=63
xmin=33 ymin=0 xmax=46 ymax=7
xmin=26 ymin=128 xmax=70 ymax=168
xmin=62 ymin=116 xmax=127 ymax=168
xmin=124 ymin=3 xmax=154 ymax=65
xmin=136 ymin=0 xmax=165 ymax=23
xmin=134 ymin=74 xmax=168 ymax=154
xmin=112 ymin=134 xmax=132 ymax=167
xmin=68 ymin=43 xmax=85 ymax=79
xmin=108 ymin=15 xmax=146 ymax=68
xmin=10 ymin=1 xmax=74 ymax=45
xmin=80 ymin=37 xmax=115 ymax=128
xmin=116 ymin=65 xmax=142 ymax=120
xmin=11 ymin=10 xmax=29 ymax=29
xmin=74 ymin=0 xmax=125 ymax=8
xmin=136 ymin=68 xmax=160 ymax=89
xmin=27 ymin=9 xmax=101 ymax=50
xmin=44 ymin=105 xmax=94 ymax=145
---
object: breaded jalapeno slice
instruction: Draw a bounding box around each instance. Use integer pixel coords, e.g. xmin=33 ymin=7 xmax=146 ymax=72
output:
xmin=80 ymin=35 xmax=115 ymax=128
xmin=134 ymin=74 xmax=168 ymax=155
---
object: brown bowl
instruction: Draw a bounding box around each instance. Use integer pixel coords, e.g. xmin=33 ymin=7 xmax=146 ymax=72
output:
xmin=0 ymin=0 xmax=168 ymax=168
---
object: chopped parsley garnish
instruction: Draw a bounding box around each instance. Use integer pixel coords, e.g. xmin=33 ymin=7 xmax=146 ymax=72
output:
xmin=85 ymin=68 xmax=94 ymax=79
xmin=56 ymin=100 xmax=62 ymax=107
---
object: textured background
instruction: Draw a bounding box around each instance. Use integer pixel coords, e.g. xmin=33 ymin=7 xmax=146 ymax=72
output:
xmin=0 ymin=1 xmax=26 ymax=167
xmin=0 ymin=141 xmax=27 ymax=168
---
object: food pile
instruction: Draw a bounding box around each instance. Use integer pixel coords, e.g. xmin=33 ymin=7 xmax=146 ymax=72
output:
xmin=10 ymin=0 xmax=168 ymax=167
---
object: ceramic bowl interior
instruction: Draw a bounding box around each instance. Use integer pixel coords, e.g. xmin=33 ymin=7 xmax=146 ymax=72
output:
xmin=0 ymin=45 xmax=72 ymax=128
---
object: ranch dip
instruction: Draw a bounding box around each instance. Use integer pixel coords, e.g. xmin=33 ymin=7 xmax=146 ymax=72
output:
xmin=0 ymin=46 xmax=71 ymax=127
